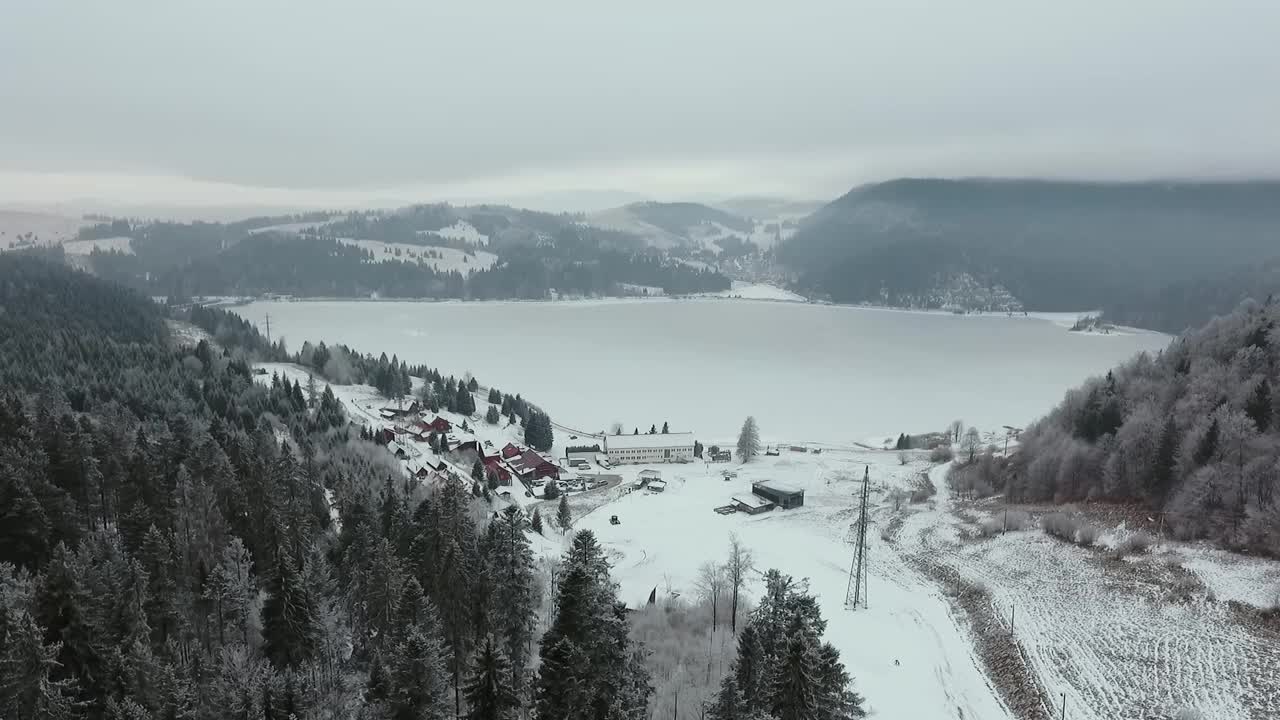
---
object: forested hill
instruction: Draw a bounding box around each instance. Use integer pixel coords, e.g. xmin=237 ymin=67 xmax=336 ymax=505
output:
xmin=779 ymin=178 xmax=1280 ymax=320
xmin=1005 ymin=297 xmax=1280 ymax=553
xmin=81 ymin=208 xmax=730 ymax=299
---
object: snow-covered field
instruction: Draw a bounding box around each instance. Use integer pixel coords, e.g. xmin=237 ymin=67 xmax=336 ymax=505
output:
xmin=710 ymin=281 xmax=806 ymax=302
xmin=886 ymin=464 xmax=1280 ymax=720
xmin=431 ymin=221 xmax=488 ymax=246
xmin=247 ymin=221 xmax=328 ymax=235
xmin=63 ymin=236 xmax=133 ymax=255
xmin=337 ymin=238 xmax=497 ymax=274
xmin=0 ymin=210 xmax=90 ymax=250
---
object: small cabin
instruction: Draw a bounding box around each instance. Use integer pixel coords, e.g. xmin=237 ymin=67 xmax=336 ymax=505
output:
xmin=751 ymin=480 xmax=804 ymax=509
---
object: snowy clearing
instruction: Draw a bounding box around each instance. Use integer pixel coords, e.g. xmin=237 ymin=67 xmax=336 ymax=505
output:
xmin=337 ymin=238 xmax=497 ymax=274
xmin=247 ymin=221 xmax=329 ymax=235
xmin=708 ymin=281 xmax=806 ymax=302
xmin=431 ymin=221 xmax=489 ymax=246
xmin=0 ymin=210 xmax=90 ymax=250
xmin=63 ymin=236 xmax=133 ymax=255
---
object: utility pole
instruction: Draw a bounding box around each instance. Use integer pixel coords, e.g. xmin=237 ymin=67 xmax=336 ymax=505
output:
xmin=846 ymin=465 xmax=871 ymax=609
xmin=264 ymin=312 xmax=272 ymax=345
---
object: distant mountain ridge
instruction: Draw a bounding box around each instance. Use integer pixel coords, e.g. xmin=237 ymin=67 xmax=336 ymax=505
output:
xmin=780 ymin=178 xmax=1280 ymax=319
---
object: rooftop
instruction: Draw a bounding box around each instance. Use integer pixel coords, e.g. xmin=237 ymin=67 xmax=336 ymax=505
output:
xmin=732 ymin=494 xmax=773 ymax=509
xmin=753 ymin=480 xmax=804 ymax=495
xmin=605 ymin=432 xmax=695 ymax=450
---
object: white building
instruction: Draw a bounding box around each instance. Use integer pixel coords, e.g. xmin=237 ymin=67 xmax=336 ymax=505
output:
xmin=605 ymin=432 xmax=695 ymax=465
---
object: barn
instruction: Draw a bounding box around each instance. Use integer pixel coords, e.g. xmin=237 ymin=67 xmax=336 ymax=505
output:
xmin=751 ymin=480 xmax=804 ymax=509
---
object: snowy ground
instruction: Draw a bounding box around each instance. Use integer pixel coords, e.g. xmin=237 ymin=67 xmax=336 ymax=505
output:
xmin=247 ymin=221 xmax=330 ymax=235
xmin=336 ymin=238 xmax=498 ymax=274
xmin=63 ymin=236 xmax=133 ymax=254
xmin=570 ymin=449 xmax=1016 ymax=720
xmin=431 ymin=221 xmax=489 ymax=246
xmin=0 ymin=210 xmax=91 ymax=250
xmin=708 ymin=281 xmax=806 ymax=302
xmin=886 ymin=464 xmax=1280 ymax=720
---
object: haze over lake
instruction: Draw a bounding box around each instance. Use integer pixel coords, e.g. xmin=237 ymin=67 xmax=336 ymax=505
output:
xmin=238 ymin=299 xmax=1169 ymax=445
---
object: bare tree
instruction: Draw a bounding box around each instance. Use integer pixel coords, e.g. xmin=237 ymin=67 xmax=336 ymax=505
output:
xmin=961 ymin=426 xmax=982 ymax=462
xmin=897 ymin=450 xmax=910 ymax=465
xmin=737 ymin=416 xmax=761 ymax=463
xmin=949 ymin=419 xmax=965 ymax=443
xmin=693 ymin=561 xmax=726 ymax=629
xmin=725 ymin=534 xmax=754 ymax=633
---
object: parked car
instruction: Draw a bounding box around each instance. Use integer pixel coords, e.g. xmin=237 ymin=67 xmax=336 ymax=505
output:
xmin=610 ymin=515 xmax=620 ymax=525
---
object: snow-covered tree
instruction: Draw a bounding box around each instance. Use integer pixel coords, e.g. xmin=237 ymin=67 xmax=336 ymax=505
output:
xmin=737 ymin=417 xmax=760 ymax=463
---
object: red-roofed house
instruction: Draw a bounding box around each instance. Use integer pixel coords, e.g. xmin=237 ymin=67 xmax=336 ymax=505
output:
xmin=422 ymin=416 xmax=452 ymax=433
xmin=483 ymin=457 xmax=513 ymax=485
xmin=510 ymin=449 xmax=560 ymax=481
xmin=501 ymin=442 xmax=523 ymax=459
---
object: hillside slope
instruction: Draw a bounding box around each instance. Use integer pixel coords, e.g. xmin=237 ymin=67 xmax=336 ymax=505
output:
xmin=1007 ymin=298 xmax=1280 ymax=553
xmin=780 ymin=178 xmax=1280 ymax=315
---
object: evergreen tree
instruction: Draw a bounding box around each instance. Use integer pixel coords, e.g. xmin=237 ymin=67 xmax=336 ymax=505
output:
xmin=771 ymin=633 xmax=822 ymax=720
xmin=557 ymin=494 xmax=572 ymax=531
xmin=737 ymin=417 xmax=761 ymax=463
xmin=649 ymin=424 xmax=656 ymax=434
xmin=693 ymin=441 xmax=704 ymax=459
xmin=534 ymin=531 xmax=650 ymax=720
xmin=261 ymin=551 xmax=320 ymax=669
xmin=0 ymin=610 xmax=81 ymax=720
xmin=382 ymin=622 xmax=452 ymax=720
xmin=488 ymin=388 xmax=502 ymax=405
xmin=1150 ymin=417 xmax=1179 ymax=499
xmin=661 ymin=421 xmax=669 ymax=434
xmin=1195 ymin=417 xmax=1220 ymax=466
xmin=472 ymin=460 xmax=486 ymax=483
xmin=463 ymin=638 xmax=519 ymax=720
xmin=1247 ymin=378 xmax=1272 ymax=433
xmin=486 ymin=507 xmax=537 ymax=693
xmin=705 ymin=672 xmax=746 ymax=720
xmin=531 ymin=508 xmax=543 ymax=535
xmin=486 ymin=406 xmax=501 ymax=425
xmin=468 ymin=377 xmax=480 ymax=393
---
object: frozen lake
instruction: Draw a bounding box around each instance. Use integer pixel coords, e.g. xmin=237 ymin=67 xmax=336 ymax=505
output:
xmin=237 ymin=299 xmax=1168 ymax=445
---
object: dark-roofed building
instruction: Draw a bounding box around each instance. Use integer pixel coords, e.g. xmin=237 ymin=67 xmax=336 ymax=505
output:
xmin=751 ymin=480 xmax=804 ymax=509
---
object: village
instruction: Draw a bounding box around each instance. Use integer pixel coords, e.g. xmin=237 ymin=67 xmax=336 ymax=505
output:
xmin=254 ymin=362 xmax=827 ymax=530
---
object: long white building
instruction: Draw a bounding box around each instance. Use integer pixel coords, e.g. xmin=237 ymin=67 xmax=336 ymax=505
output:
xmin=604 ymin=432 xmax=695 ymax=465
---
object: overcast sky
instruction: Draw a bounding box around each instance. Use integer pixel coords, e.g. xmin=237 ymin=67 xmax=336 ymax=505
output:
xmin=3 ymin=1 xmax=1279 ymax=210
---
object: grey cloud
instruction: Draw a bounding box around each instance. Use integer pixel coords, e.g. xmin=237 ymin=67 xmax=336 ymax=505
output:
xmin=2 ymin=0 xmax=1278 ymax=200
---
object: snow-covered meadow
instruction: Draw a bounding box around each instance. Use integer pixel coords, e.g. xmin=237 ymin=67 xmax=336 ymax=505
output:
xmin=336 ymin=238 xmax=497 ymax=274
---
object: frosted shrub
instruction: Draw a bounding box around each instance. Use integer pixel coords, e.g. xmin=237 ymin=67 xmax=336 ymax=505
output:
xmin=930 ymin=445 xmax=955 ymax=463
xmin=1042 ymin=512 xmax=1079 ymax=542
xmin=978 ymin=518 xmax=1003 ymax=537
xmin=1004 ymin=510 xmax=1031 ymax=531
xmin=1112 ymin=530 xmax=1154 ymax=558
xmin=1075 ymin=523 xmax=1099 ymax=547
